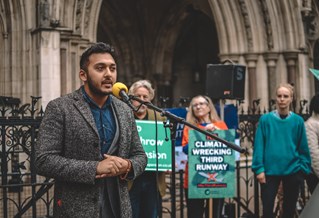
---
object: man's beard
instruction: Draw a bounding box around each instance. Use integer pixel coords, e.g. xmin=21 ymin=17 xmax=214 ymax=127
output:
xmin=87 ymin=77 xmax=111 ymax=96
xmin=136 ymin=105 xmax=147 ymax=115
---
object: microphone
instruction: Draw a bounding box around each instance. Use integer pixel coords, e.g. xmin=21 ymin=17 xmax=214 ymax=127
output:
xmin=112 ymin=82 xmax=135 ymax=110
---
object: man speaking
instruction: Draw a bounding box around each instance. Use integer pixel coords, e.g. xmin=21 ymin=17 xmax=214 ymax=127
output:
xmin=35 ymin=42 xmax=147 ymax=218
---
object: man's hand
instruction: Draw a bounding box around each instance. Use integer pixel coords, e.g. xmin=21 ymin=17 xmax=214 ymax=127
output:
xmin=96 ymin=154 xmax=129 ymax=178
xmin=256 ymin=172 xmax=266 ymax=184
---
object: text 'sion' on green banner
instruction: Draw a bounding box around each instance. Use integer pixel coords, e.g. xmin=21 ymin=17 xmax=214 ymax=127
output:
xmin=136 ymin=120 xmax=172 ymax=171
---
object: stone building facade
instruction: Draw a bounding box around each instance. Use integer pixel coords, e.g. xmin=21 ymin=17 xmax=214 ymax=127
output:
xmin=0 ymin=0 xmax=318 ymax=109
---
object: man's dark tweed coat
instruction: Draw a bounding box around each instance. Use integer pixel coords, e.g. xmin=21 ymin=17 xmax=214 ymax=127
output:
xmin=35 ymin=87 xmax=147 ymax=218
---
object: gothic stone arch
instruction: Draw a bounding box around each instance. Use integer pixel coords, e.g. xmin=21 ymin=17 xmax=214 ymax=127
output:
xmin=0 ymin=0 xmax=318 ymax=110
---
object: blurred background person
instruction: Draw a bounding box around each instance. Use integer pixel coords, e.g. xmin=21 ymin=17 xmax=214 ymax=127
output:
xmin=182 ymin=95 xmax=228 ymax=218
xmin=305 ymin=94 xmax=319 ymax=194
xmin=128 ymin=80 xmax=167 ymax=218
xmin=252 ymin=83 xmax=311 ymax=218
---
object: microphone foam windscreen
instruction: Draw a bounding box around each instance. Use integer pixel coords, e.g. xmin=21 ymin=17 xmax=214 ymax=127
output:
xmin=112 ymin=82 xmax=128 ymax=99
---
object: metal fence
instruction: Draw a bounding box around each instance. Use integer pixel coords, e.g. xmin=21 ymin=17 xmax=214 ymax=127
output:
xmin=0 ymin=96 xmax=54 ymax=218
xmin=0 ymin=97 xmax=312 ymax=218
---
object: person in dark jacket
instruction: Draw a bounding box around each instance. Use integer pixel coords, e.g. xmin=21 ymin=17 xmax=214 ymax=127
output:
xmin=35 ymin=42 xmax=147 ymax=218
xmin=128 ymin=80 xmax=167 ymax=218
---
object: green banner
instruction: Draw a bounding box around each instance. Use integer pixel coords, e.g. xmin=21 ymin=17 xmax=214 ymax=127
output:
xmin=135 ymin=120 xmax=172 ymax=171
xmin=188 ymin=129 xmax=236 ymax=198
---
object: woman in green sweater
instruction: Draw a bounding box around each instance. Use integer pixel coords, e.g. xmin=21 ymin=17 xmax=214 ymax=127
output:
xmin=252 ymin=83 xmax=311 ymax=218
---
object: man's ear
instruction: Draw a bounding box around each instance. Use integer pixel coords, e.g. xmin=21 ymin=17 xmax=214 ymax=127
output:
xmin=79 ymin=69 xmax=87 ymax=82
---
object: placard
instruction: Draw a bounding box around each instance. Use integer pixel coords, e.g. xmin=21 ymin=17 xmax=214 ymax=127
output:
xmin=136 ymin=120 xmax=172 ymax=171
xmin=188 ymin=129 xmax=236 ymax=198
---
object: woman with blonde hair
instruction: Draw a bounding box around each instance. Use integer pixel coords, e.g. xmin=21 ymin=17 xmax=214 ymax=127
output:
xmin=252 ymin=83 xmax=311 ymax=218
xmin=182 ymin=95 xmax=228 ymax=218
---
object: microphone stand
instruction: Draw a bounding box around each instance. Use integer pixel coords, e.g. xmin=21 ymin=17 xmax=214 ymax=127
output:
xmin=129 ymin=95 xmax=246 ymax=218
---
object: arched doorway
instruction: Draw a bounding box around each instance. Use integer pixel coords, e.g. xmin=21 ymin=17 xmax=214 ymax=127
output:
xmin=96 ymin=0 xmax=219 ymax=107
xmin=172 ymin=5 xmax=219 ymax=103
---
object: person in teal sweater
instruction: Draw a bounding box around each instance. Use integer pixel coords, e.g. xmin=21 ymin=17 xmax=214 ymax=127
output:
xmin=252 ymin=83 xmax=311 ymax=218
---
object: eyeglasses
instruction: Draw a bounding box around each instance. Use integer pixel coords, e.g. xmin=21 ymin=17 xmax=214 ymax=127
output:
xmin=192 ymin=102 xmax=208 ymax=108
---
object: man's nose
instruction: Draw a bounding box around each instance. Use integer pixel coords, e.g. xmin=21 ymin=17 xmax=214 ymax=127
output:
xmin=104 ymin=68 xmax=111 ymax=76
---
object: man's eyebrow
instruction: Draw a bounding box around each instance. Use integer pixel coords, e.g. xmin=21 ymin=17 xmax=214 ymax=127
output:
xmin=94 ymin=62 xmax=106 ymax=66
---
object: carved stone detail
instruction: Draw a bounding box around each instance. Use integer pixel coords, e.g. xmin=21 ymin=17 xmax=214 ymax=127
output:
xmin=259 ymin=0 xmax=273 ymax=50
xmin=39 ymin=0 xmax=51 ymax=27
xmin=301 ymin=0 xmax=319 ymax=40
xmin=75 ymin=0 xmax=84 ymax=33
xmin=239 ymin=0 xmax=253 ymax=51
xmin=84 ymin=0 xmax=93 ymax=36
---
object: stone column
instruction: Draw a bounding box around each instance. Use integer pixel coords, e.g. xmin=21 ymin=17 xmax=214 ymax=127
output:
xmin=283 ymin=51 xmax=298 ymax=110
xmin=34 ymin=0 xmax=61 ymax=108
xmin=244 ymin=53 xmax=258 ymax=105
xmin=0 ymin=32 xmax=10 ymax=96
xmin=284 ymin=52 xmax=298 ymax=86
xmin=39 ymin=31 xmax=61 ymax=108
xmin=264 ymin=52 xmax=279 ymax=102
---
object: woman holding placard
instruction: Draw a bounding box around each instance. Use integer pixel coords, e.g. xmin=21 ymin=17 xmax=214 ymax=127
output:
xmin=182 ymin=95 xmax=228 ymax=218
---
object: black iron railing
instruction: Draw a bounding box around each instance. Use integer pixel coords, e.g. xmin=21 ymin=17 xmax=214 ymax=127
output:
xmin=0 ymin=96 xmax=312 ymax=218
xmin=0 ymin=96 xmax=54 ymax=218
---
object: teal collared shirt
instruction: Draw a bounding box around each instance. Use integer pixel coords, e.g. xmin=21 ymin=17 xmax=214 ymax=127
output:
xmin=81 ymin=87 xmax=116 ymax=154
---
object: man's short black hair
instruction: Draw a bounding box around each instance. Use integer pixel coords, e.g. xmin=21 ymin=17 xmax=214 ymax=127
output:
xmin=80 ymin=42 xmax=117 ymax=72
